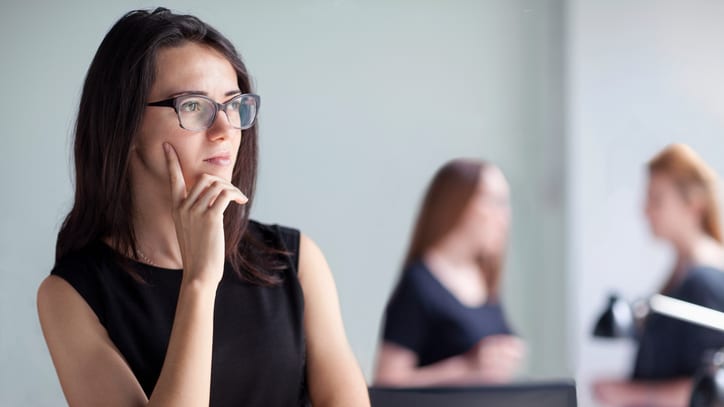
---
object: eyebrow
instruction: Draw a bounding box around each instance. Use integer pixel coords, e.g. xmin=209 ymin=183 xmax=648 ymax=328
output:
xmin=166 ymin=89 xmax=242 ymax=99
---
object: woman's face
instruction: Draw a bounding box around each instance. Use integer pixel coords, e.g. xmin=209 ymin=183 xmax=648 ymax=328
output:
xmin=131 ymin=42 xmax=242 ymax=191
xmin=464 ymin=167 xmax=511 ymax=256
xmin=645 ymin=172 xmax=699 ymax=241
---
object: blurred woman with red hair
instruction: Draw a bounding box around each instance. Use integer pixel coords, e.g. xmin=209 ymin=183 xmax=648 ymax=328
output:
xmin=595 ymin=143 xmax=724 ymax=407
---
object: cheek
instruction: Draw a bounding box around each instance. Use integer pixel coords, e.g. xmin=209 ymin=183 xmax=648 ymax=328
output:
xmin=476 ymin=208 xmax=508 ymax=240
xmin=648 ymin=206 xmax=667 ymax=226
xmin=651 ymin=202 xmax=684 ymax=232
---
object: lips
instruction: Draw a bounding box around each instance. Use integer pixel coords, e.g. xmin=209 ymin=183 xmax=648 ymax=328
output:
xmin=204 ymin=152 xmax=232 ymax=167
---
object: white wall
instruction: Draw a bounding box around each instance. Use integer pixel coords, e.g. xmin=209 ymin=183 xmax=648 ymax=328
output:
xmin=567 ymin=1 xmax=724 ymax=405
xmin=0 ymin=0 xmax=567 ymax=404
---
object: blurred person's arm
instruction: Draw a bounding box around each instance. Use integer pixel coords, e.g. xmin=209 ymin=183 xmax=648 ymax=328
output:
xmin=593 ymin=378 xmax=692 ymax=407
xmin=374 ymin=335 xmax=524 ymax=387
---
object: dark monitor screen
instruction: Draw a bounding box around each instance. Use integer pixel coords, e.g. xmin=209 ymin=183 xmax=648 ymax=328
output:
xmin=369 ymin=380 xmax=577 ymax=407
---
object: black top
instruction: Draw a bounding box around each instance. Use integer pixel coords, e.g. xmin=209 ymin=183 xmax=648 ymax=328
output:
xmin=633 ymin=265 xmax=724 ymax=380
xmin=50 ymin=220 xmax=309 ymax=406
xmin=381 ymin=260 xmax=513 ymax=367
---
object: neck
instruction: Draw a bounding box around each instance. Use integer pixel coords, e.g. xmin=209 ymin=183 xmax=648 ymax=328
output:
xmin=424 ymin=231 xmax=479 ymax=270
xmin=671 ymin=228 xmax=724 ymax=270
xmin=423 ymin=231 xmax=490 ymax=306
xmin=672 ymin=228 xmax=708 ymax=261
xmin=130 ymin=175 xmax=183 ymax=269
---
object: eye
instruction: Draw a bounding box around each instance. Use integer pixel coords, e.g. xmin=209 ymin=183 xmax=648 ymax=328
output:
xmin=229 ymin=99 xmax=242 ymax=111
xmin=178 ymin=97 xmax=208 ymax=113
xmin=180 ymin=101 xmax=201 ymax=112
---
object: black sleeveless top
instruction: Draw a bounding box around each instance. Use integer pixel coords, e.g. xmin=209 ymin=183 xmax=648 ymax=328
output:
xmin=50 ymin=220 xmax=309 ymax=406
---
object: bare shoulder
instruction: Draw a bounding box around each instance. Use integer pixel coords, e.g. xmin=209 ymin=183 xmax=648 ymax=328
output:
xmin=37 ymin=273 xmax=106 ymax=361
xmin=37 ymin=275 xmax=84 ymax=318
xmin=297 ymin=233 xmax=329 ymax=282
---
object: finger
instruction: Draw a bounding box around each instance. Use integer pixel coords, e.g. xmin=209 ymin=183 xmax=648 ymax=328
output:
xmin=189 ymin=180 xmax=246 ymax=211
xmin=208 ymin=184 xmax=248 ymax=208
xmin=164 ymin=143 xmax=187 ymax=203
xmin=209 ymin=188 xmax=248 ymax=214
xmin=184 ymin=174 xmax=216 ymax=210
xmin=184 ymin=174 xmax=237 ymax=210
xmin=190 ymin=181 xmax=227 ymax=211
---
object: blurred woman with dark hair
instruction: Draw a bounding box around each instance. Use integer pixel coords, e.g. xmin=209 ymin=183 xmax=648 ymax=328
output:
xmin=374 ymin=158 xmax=525 ymax=386
xmin=594 ymin=143 xmax=724 ymax=407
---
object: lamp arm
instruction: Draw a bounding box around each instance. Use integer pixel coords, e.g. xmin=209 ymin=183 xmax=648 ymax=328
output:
xmin=649 ymin=294 xmax=724 ymax=334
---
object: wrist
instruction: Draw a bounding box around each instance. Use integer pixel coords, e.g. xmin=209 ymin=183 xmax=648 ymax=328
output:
xmin=180 ymin=276 xmax=219 ymax=297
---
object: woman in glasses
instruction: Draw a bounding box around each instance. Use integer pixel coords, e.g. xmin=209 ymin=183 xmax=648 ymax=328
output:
xmin=373 ymin=159 xmax=525 ymax=386
xmin=594 ymin=144 xmax=724 ymax=407
xmin=37 ymin=8 xmax=368 ymax=407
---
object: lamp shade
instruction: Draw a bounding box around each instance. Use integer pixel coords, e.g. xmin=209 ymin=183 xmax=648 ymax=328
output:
xmin=592 ymin=293 xmax=637 ymax=339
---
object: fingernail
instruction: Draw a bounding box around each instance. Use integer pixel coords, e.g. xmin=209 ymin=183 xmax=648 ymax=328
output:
xmin=163 ymin=143 xmax=170 ymax=153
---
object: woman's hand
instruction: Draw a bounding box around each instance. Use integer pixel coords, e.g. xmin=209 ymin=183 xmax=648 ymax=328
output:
xmin=465 ymin=335 xmax=525 ymax=383
xmin=593 ymin=379 xmax=633 ymax=406
xmin=164 ymin=142 xmax=247 ymax=286
xmin=592 ymin=377 xmax=693 ymax=407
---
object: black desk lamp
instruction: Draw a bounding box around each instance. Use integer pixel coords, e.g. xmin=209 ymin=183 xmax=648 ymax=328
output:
xmin=593 ymin=293 xmax=724 ymax=406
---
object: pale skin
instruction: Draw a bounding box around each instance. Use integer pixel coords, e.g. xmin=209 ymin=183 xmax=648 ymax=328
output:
xmin=37 ymin=42 xmax=369 ymax=406
xmin=593 ymin=172 xmax=724 ymax=407
xmin=374 ymin=167 xmax=525 ymax=387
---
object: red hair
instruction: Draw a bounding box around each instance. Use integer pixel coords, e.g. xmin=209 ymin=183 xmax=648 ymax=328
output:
xmin=648 ymin=143 xmax=722 ymax=243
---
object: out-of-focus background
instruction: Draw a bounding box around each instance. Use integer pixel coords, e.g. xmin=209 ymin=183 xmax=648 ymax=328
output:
xmin=1 ymin=1 xmax=724 ymax=405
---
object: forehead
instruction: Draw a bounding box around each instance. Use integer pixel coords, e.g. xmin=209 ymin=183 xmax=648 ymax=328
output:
xmin=480 ymin=166 xmax=509 ymax=195
xmin=151 ymin=42 xmax=238 ymax=97
xmin=648 ymin=172 xmax=675 ymax=190
xmin=647 ymin=172 xmax=685 ymax=202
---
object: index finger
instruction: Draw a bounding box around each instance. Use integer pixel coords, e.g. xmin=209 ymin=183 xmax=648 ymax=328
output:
xmin=163 ymin=142 xmax=187 ymax=202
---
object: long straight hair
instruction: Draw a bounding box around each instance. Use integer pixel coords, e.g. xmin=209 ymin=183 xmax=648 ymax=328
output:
xmin=648 ymin=143 xmax=723 ymax=243
xmin=56 ymin=8 xmax=283 ymax=285
xmin=403 ymin=159 xmax=506 ymax=298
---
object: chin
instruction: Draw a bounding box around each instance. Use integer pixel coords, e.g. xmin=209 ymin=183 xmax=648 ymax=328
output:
xmin=205 ymin=166 xmax=234 ymax=179
xmin=649 ymin=227 xmax=669 ymax=241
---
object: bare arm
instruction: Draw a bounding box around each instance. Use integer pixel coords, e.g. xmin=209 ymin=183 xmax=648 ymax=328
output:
xmin=375 ymin=335 xmax=524 ymax=387
xmin=298 ymin=234 xmax=370 ymax=406
xmin=593 ymin=378 xmax=693 ymax=407
xmin=38 ymin=275 xmax=217 ymax=407
xmin=38 ymin=276 xmax=147 ymax=407
xmin=374 ymin=342 xmax=474 ymax=387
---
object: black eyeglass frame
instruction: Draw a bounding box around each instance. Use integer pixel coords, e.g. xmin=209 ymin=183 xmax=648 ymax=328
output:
xmin=146 ymin=93 xmax=261 ymax=131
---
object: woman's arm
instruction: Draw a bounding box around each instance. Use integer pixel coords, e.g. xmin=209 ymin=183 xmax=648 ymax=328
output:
xmin=374 ymin=342 xmax=473 ymax=386
xmin=593 ymin=378 xmax=693 ymax=407
xmin=38 ymin=143 xmax=245 ymax=406
xmin=298 ymin=234 xmax=370 ymax=406
xmin=374 ymin=335 xmax=524 ymax=387
xmin=38 ymin=276 xmax=148 ymax=407
xmin=38 ymin=275 xmax=217 ymax=407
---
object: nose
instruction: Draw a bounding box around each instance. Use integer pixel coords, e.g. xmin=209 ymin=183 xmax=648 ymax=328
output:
xmin=206 ymin=109 xmax=236 ymax=141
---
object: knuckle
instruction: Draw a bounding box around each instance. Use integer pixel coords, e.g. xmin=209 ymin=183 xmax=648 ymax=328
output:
xmin=199 ymin=173 xmax=213 ymax=184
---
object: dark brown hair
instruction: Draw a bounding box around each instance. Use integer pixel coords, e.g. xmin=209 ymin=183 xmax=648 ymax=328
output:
xmin=403 ymin=159 xmax=507 ymax=298
xmin=648 ymin=143 xmax=722 ymax=243
xmin=56 ymin=8 xmax=283 ymax=284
